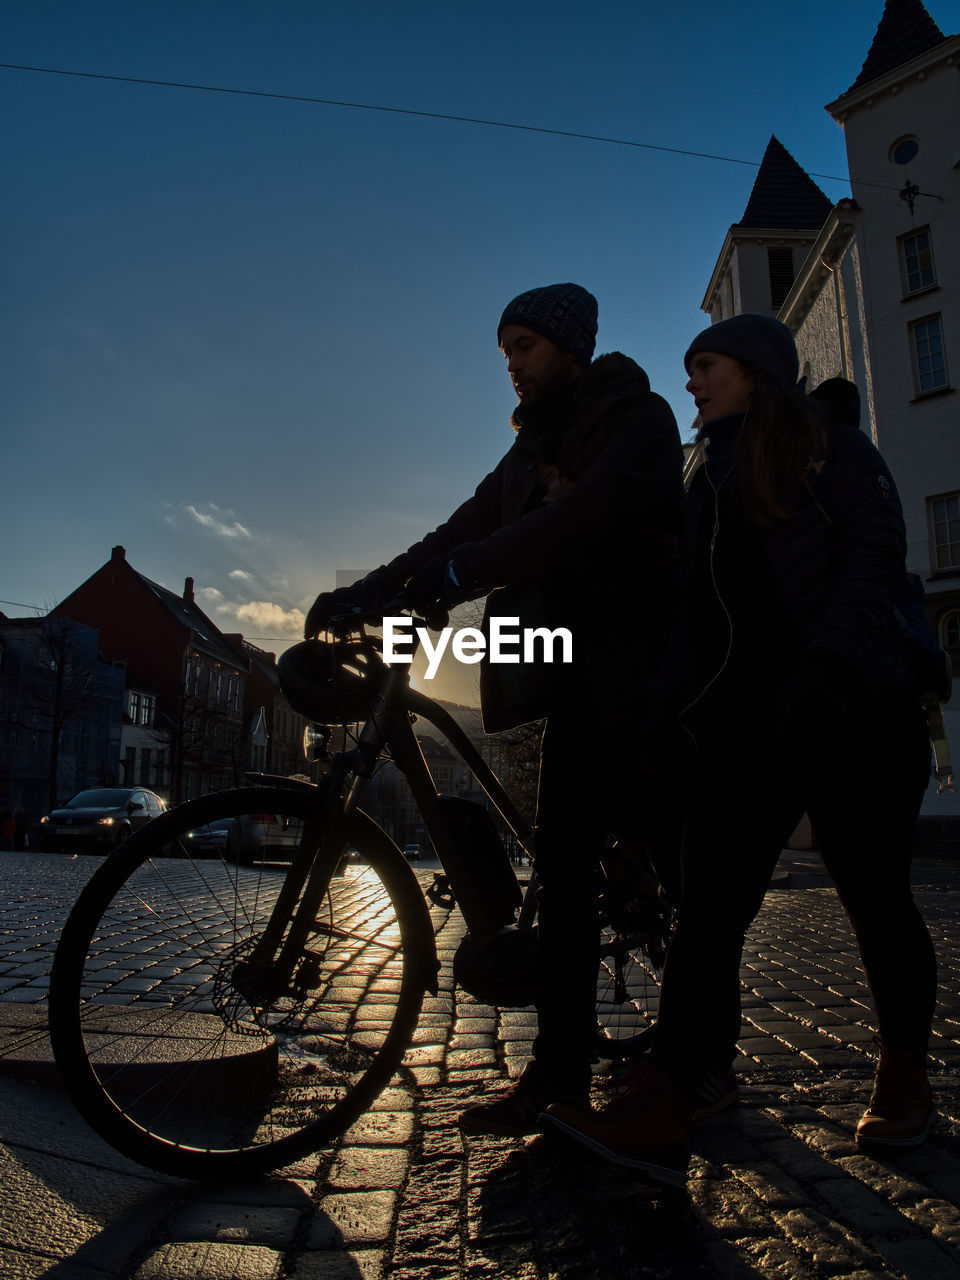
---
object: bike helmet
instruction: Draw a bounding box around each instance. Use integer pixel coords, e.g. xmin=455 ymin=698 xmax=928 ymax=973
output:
xmin=278 ymin=637 xmax=384 ymax=726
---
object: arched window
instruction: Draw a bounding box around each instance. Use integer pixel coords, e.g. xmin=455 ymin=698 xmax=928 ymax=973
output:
xmin=942 ymin=611 xmax=960 ymax=655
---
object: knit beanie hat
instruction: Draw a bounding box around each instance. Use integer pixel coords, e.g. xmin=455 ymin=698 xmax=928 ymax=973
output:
xmin=498 ymin=283 xmax=598 ymax=368
xmin=684 ymin=314 xmax=799 ymax=389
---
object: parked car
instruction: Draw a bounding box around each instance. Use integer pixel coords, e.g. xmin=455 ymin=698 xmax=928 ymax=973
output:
xmin=180 ymin=817 xmax=235 ymax=859
xmin=226 ymin=810 xmax=304 ymax=866
xmin=39 ymin=787 xmax=166 ymax=852
xmin=403 ymin=843 xmax=422 ymax=861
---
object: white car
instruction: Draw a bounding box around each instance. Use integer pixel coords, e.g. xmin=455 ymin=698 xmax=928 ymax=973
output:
xmin=226 ymin=811 xmax=304 ymax=865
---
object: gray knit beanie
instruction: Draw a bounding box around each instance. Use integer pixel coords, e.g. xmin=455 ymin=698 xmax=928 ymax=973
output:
xmin=684 ymin=314 xmax=799 ymax=389
xmin=497 ymin=283 xmax=598 ymax=368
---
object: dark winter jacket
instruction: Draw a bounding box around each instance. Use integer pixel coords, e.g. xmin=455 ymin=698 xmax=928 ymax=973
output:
xmin=679 ymin=410 xmax=916 ymax=706
xmin=390 ymin=353 xmax=685 ymax=730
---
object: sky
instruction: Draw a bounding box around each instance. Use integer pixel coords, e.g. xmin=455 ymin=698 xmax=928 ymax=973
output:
xmin=4 ymin=0 xmax=953 ymax=704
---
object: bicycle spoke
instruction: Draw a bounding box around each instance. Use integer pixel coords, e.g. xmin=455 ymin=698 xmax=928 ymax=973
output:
xmin=50 ymin=790 xmax=429 ymax=1175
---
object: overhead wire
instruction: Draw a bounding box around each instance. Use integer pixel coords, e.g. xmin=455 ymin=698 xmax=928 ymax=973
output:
xmin=0 ymin=60 xmax=926 ymax=197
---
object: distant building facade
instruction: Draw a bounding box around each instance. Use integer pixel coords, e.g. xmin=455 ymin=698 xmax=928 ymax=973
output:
xmin=120 ymin=680 xmax=172 ymax=796
xmin=222 ymin=636 xmax=313 ymax=780
xmin=0 ymin=613 xmax=125 ymax=817
xmin=699 ymin=0 xmax=960 ymax=668
xmin=698 ymin=0 xmax=959 ymax=830
xmin=53 ymin=546 xmax=251 ymax=802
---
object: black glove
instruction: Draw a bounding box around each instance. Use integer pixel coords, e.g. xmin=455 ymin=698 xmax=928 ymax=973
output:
xmin=401 ymin=558 xmax=452 ymax=630
xmin=774 ymin=649 xmax=854 ymax=752
xmin=402 ymin=556 xmax=482 ymax=621
xmin=303 ymin=563 xmax=407 ymax=637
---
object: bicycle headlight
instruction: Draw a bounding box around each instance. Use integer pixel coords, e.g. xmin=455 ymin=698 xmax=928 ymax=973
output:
xmin=303 ymin=722 xmax=329 ymax=763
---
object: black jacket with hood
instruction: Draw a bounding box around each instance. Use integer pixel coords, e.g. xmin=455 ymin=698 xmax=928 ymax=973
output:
xmin=678 ymin=410 xmax=921 ymax=709
xmin=389 ymin=353 xmax=684 ymax=730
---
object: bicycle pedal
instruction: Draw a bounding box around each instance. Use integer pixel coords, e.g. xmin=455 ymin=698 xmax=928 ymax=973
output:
xmin=426 ymin=873 xmax=456 ymax=909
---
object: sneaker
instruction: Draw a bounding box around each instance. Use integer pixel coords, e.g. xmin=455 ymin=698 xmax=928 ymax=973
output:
xmin=458 ymin=1062 xmax=589 ymax=1138
xmin=542 ymin=1059 xmax=693 ymax=1187
xmin=856 ymin=1041 xmax=935 ymax=1149
xmin=602 ymin=1059 xmax=738 ymax=1120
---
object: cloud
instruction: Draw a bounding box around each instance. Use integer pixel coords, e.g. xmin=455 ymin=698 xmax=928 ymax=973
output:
xmin=184 ymin=503 xmax=252 ymax=541
xmin=198 ymin=586 xmax=224 ymax=602
xmin=232 ymin=600 xmax=305 ymax=637
xmin=229 ymin=569 xmax=254 ymax=582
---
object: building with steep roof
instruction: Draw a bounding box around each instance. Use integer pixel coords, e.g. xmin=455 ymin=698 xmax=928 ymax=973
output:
xmin=703 ymin=136 xmax=835 ymax=321
xmin=54 ymin=546 xmax=251 ymax=800
xmin=844 ymin=0 xmax=951 ymax=93
xmin=699 ymin=0 xmax=960 ymax=673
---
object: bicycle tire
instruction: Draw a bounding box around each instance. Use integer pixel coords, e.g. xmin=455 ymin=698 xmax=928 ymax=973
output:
xmin=49 ymin=786 xmax=435 ymax=1179
xmin=594 ymin=924 xmax=670 ymax=1057
xmin=594 ymin=853 xmax=674 ymax=1058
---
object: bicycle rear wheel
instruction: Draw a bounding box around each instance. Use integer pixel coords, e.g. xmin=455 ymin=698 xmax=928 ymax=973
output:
xmin=50 ymin=786 xmax=434 ymax=1179
xmin=594 ymin=844 xmax=673 ymax=1058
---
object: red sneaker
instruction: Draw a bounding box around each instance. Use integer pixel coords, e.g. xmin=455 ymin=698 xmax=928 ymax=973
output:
xmin=542 ymin=1060 xmax=692 ymax=1186
xmin=458 ymin=1062 xmax=589 ymax=1138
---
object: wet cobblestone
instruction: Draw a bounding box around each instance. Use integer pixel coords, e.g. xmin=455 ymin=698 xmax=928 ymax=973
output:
xmin=0 ymin=851 xmax=957 ymax=1277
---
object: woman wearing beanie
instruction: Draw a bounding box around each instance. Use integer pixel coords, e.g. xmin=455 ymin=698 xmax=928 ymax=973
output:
xmin=543 ymin=314 xmax=938 ymax=1185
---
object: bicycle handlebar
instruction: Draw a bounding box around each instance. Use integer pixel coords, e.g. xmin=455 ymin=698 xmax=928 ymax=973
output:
xmin=311 ymin=597 xmax=449 ymax=638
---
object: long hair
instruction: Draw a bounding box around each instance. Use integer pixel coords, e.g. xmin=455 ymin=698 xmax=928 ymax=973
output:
xmin=735 ymin=370 xmax=827 ymax=524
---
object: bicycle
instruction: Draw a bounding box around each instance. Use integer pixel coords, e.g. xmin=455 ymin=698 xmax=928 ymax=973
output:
xmin=49 ymin=616 xmax=673 ymax=1179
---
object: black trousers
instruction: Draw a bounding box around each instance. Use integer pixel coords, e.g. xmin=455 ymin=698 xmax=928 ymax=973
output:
xmin=651 ymin=690 xmax=936 ymax=1094
xmin=530 ymin=713 xmax=634 ymax=1093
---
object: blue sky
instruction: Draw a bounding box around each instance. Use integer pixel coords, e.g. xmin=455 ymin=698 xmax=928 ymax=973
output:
xmin=4 ymin=0 xmax=952 ymax=702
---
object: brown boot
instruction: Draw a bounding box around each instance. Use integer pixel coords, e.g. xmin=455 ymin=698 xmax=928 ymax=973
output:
xmin=541 ymin=1060 xmax=693 ymax=1187
xmin=856 ymin=1042 xmax=935 ymax=1149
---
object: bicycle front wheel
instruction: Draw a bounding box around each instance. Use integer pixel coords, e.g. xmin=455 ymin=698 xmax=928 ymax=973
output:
xmin=50 ymin=787 xmax=434 ymax=1179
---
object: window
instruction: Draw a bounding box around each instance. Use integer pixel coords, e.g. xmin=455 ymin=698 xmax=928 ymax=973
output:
xmin=139 ymin=693 xmax=155 ymax=726
xmin=899 ymin=228 xmax=936 ymax=295
xmin=929 ymin=493 xmax=960 ymax=571
xmin=129 ymin=691 xmax=141 ymax=724
xmin=943 ymin=612 xmax=960 ymax=654
xmin=910 ymin=316 xmax=948 ymax=394
xmin=890 ymin=136 xmax=919 ymax=165
xmin=767 ymin=247 xmax=795 ymax=311
xmin=186 ymin=657 xmax=203 ymax=697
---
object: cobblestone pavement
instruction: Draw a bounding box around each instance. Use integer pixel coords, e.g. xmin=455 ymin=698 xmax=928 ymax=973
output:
xmin=0 ymin=850 xmax=957 ymax=1279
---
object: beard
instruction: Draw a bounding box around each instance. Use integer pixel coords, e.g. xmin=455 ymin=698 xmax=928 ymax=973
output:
xmin=510 ymin=368 xmax=582 ymax=436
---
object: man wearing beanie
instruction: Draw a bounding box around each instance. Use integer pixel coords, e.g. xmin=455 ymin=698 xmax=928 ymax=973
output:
xmin=303 ymin=283 xmax=684 ymax=1135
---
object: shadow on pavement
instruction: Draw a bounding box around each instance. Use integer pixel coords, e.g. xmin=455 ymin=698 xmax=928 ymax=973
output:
xmin=473 ymin=1134 xmax=719 ymax=1279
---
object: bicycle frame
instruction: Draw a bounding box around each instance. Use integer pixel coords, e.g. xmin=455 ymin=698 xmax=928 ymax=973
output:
xmin=254 ymin=625 xmax=539 ymax=994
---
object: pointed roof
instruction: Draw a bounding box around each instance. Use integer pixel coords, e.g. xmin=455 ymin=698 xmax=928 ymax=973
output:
xmin=847 ymin=0 xmax=949 ymax=92
xmin=131 ymin=569 xmax=244 ymax=666
xmin=737 ymin=137 xmax=833 ymax=231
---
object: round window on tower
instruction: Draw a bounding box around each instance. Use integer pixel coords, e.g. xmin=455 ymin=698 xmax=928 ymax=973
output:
xmin=890 ymin=136 xmax=920 ymax=165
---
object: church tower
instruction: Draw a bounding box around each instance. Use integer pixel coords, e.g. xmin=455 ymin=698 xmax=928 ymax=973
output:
xmin=701 ymin=137 xmax=833 ymax=322
xmin=825 ymin=0 xmax=960 ymax=642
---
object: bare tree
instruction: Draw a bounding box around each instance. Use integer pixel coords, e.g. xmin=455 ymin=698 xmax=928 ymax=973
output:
xmin=26 ymin=618 xmax=95 ymax=808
